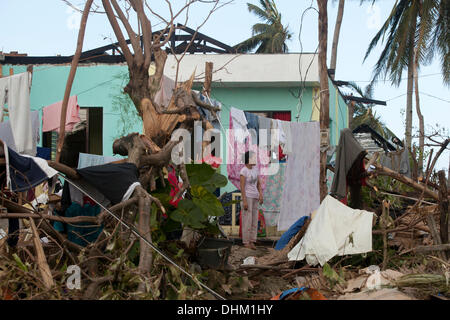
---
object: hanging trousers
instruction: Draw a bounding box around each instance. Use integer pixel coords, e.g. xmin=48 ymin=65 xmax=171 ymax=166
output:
xmin=241 ymin=197 xmax=259 ymax=245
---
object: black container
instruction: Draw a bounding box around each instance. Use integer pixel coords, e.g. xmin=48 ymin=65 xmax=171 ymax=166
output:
xmin=196 ymin=238 xmax=234 ymax=270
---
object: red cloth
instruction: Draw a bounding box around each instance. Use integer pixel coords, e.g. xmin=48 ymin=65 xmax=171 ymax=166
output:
xmin=272 ymin=112 xmax=291 ymax=160
xmin=202 ymin=155 xmax=222 ymax=168
xmin=168 ymin=165 xmax=181 ymax=209
xmin=341 ymin=158 xmax=366 ymax=205
xmin=272 ymin=111 xmax=291 ymax=121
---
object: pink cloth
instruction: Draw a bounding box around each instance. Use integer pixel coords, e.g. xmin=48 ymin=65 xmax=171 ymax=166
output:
xmin=241 ymin=197 xmax=259 ymax=245
xmin=42 ymin=96 xmax=80 ymax=132
xmin=240 ymin=166 xmax=259 ymax=199
xmin=227 ymin=112 xmax=267 ymax=191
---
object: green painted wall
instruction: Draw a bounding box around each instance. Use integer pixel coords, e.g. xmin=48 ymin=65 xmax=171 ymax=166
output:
xmin=3 ymin=63 xmax=139 ymax=156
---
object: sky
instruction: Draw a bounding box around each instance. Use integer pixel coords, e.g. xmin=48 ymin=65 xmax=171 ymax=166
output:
xmin=1 ymin=0 xmax=449 ymax=171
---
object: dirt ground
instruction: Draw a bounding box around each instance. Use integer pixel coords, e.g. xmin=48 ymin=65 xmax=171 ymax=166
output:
xmin=217 ymin=243 xmax=440 ymax=300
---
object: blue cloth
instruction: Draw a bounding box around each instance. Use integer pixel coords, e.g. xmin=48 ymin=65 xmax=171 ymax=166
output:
xmin=36 ymin=147 xmax=51 ymax=160
xmin=65 ymin=203 xmax=102 ymax=247
xmin=6 ymin=147 xmax=51 ymax=192
xmin=275 ymin=216 xmax=309 ymax=250
xmin=279 ymin=287 xmax=307 ymax=300
xmin=244 ymin=111 xmax=259 ymax=145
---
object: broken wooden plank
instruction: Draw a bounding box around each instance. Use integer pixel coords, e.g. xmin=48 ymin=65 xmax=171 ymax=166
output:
xmin=29 ymin=218 xmax=55 ymax=290
xmin=374 ymin=163 xmax=440 ymax=201
xmin=402 ymin=244 xmax=450 ymax=254
xmin=47 ymin=161 xmax=81 ymax=180
xmin=0 ymin=213 xmax=100 ymax=225
xmin=437 ymin=170 xmax=449 ymax=259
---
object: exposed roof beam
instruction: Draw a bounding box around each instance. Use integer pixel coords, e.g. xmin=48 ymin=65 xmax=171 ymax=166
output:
xmin=343 ymin=95 xmax=387 ymax=106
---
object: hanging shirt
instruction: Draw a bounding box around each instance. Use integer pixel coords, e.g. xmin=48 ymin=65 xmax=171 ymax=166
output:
xmin=240 ymin=165 xmax=259 ymax=199
xmin=42 ymin=95 xmax=80 ymax=132
xmin=258 ymin=115 xmax=271 ymax=148
xmin=0 ymin=110 xmax=40 ymax=156
xmin=0 ymin=72 xmax=33 ymax=155
xmin=244 ymin=111 xmax=259 ymax=145
xmin=76 ymin=162 xmax=141 ymax=205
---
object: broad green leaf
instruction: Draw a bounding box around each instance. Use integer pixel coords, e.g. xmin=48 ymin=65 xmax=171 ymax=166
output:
xmin=202 ymin=172 xmax=228 ymax=192
xmin=191 ymin=185 xmax=224 ymax=217
xmin=186 ymin=163 xmax=215 ymax=185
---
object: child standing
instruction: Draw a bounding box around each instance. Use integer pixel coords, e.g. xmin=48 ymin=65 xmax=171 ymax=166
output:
xmin=239 ymin=151 xmax=263 ymax=250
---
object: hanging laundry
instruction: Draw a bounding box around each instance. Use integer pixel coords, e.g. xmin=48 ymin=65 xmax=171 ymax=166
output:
xmin=1 ymin=143 xmax=58 ymax=192
xmin=77 ymin=152 xmax=121 ymax=169
xmin=76 ymin=163 xmax=141 ymax=205
xmin=196 ymin=92 xmax=221 ymax=131
xmin=36 ymin=147 xmax=51 ymax=160
xmin=42 ymin=95 xmax=80 ymax=132
xmin=0 ymin=72 xmax=33 ymax=155
xmin=154 ymin=75 xmax=175 ymax=107
xmin=279 ymin=120 xmax=292 ymax=155
xmin=258 ymin=115 xmax=271 ymax=148
xmin=272 ymin=112 xmax=291 ymax=156
xmin=60 ymin=179 xmax=111 ymax=216
xmin=288 ymin=195 xmax=374 ymax=266
xmin=244 ymin=111 xmax=259 ymax=145
xmin=230 ymin=107 xmax=248 ymax=143
xmin=261 ymin=162 xmax=287 ymax=226
xmin=64 ymin=202 xmax=102 ymax=247
xmin=278 ymin=121 xmax=320 ymax=231
xmin=0 ymin=110 xmax=39 ymax=156
xmin=379 ymin=148 xmax=411 ymax=178
xmin=226 ymin=113 xmax=267 ymax=191
xmin=330 ymin=128 xmax=366 ymax=200
xmin=168 ymin=165 xmax=182 ymax=208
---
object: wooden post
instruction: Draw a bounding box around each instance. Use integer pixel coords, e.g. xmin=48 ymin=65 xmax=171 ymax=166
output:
xmin=381 ymin=200 xmax=389 ymax=270
xmin=9 ymin=68 xmax=13 ymax=76
xmin=317 ymin=0 xmax=330 ymax=202
xmin=0 ymin=64 xmax=3 ymax=78
xmin=202 ymin=62 xmax=213 ymax=98
xmin=438 ymin=170 xmax=449 ymax=259
xmin=426 ymin=213 xmax=446 ymax=260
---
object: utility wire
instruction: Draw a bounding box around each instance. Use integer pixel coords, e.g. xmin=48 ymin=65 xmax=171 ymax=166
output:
xmin=61 ymin=174 xmax=226 ymax=301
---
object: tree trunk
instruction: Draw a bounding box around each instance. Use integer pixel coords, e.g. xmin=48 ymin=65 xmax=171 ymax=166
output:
xmin=136 ymin=186 xmax=153 ymax=293
xmin=55 ymin=0 xmax=94 ymax=163
xmin=414 ymin=51 xmax=425 ymax=177
xmin=438 ymin=170 xmax=449 ymax=259
xmin=318 ymin=0 xmax=330 ymax=202
xmin=329 ymin=0 xmax=345 ymax=79
xmin=404 ymin=17 xmax=417 ymax=151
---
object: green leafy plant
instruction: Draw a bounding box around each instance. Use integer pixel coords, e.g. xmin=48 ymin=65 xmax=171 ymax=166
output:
xmin=170 ymin=163 xmax=227 ymax=232
xmin=151 ymin=162 xmax=227 ymax=238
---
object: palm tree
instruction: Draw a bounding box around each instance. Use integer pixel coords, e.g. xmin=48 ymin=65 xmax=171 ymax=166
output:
xmin=330 ymin=0 xmax=345 ymax=79
xmin=234 ymin=0 xmax=292 ymax=53
xmin=364 ymin=0 xmax=449 ymax=154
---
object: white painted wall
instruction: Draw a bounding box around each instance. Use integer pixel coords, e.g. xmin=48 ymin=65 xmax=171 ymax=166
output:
xmin=164 ymin=53 xmax=319 ymax=87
